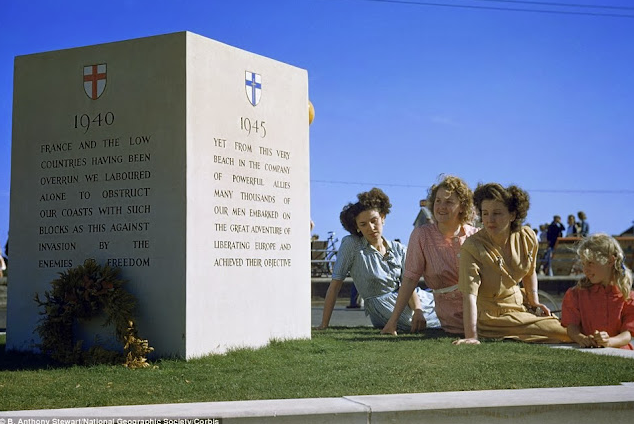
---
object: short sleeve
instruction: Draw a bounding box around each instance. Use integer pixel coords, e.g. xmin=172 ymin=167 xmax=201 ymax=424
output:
xmin=403 ymin=227 xmax=426 ymax=282
xmin=522 ymin=226 xmax=538 ymax=275
xmin=392 ymin=240 xmax=407 ymax=271
xmin=458 ymin=239 xmax=481 ymax=296
xmin=331 ymin=235 xmax=357 ymax=281
xmin=560 ymin=287 xmax=581 ymax=328
xmin=621 ymin=293 xmax=634 ymax=334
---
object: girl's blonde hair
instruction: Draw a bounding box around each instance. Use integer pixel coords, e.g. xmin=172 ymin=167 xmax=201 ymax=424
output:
xmin=576 ymin=233 xmax=633 ymax=298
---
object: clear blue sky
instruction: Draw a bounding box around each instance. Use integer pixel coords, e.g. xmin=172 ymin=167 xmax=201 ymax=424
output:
xmin=1 ymin=0 xmax=633 ymax=255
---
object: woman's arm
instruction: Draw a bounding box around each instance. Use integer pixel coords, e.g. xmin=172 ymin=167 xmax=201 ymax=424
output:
xmin=407 ymin=283 xmax=427 ymax=333
xmin=381 ymin=276 xmax=421 ymax=335
xmin=318 ymin=236 xmax=356 ymax=329
xmin=522 ymin=270 xmax=551 ymax=316
xmin=566 ymin=324 xmax=596 ymax=347
xmin=453 ymin=294 xmax=480 ymax=345
xmin=453 ymin=241 xmax=480 ymax=345
xmin=592 ymin=330 xmax=632 ymax=348
xmin=523 ymin=228 xmax=551 ymax=315
xmin=317 ymin=279 xmax=344 ymax=329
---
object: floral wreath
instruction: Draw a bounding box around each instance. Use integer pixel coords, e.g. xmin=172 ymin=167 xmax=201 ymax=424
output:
xmin=34 ymin=259 xmax=153 ymax=368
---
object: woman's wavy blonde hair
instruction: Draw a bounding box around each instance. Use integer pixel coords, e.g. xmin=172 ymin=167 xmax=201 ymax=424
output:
xmin=576 ymin=233 xmax=632 ymax=298
xmin=427 ymin=175 xmax=475 ymax=225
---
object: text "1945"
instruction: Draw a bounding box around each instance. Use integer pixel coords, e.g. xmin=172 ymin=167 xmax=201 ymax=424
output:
xmin=240 ymin=117 xmax=266 ymax=138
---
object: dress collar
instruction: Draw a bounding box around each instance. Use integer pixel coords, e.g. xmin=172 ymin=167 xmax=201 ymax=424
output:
xmin=361 ymin=236 xmax=391 ymax=252
xmin=433 ymin=222 xmax=466 ymax=239
xmin=588 ymin=283 xmax=619 ymax=295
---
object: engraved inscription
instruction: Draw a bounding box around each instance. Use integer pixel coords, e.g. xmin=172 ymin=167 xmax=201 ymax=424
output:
xmin=34 ymin=123 xmax=155 ymax=268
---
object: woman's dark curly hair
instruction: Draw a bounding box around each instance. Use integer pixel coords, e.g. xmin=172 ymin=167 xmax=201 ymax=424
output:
xmin=473 ymin=183 xmax=530 ymax=232
xmin=340 ymin=188 xmax=391 ymax=235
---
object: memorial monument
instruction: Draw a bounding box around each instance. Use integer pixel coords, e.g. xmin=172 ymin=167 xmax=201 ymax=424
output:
xmin=8 ymin=32 xmax=311 ymax=358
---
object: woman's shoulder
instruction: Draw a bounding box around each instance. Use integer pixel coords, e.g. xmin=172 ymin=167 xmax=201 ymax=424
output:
xmin=413 ymin=223 xmax=436 ymax=233
xmin=461 ymin=229 xmax=487 ymax=255
xmin=519 ymin=225 xmax=537 ymax=238
xmin=516 ymin=225 xmax=538 ymax=245
xmin=563 ymin=285 xmax=581 ymax=299
xmin=340 ymin=234 xmax=363 ymax=249
xmin=623 ymin=292 xmax=634 ymax=312
xmin=462 ymin=223 xmax=479 ymax=237
xmin=341 ymin=234 xmax=362 ymax=243
xmin=388 ymin=238 xmax=406 ymax=253
xmin=410 ymin=223 xmax=436 ymax=241
xmin=622 ymin=288 xmax=634 ymax=303
xmin=463 ymin=227 xmax=486 ymax=244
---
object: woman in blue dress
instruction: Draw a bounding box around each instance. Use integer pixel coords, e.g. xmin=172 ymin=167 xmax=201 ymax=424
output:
xmin=317 ymin=188 xmax=439 ymax=331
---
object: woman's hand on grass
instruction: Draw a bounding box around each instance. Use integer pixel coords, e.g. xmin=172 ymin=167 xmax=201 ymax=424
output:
xmin=452 ymin=338 xmax=480 ymax=345
xmin=592 ymin=330 xmax=611 ymax=348
xmin=410 ymin=309 xmax=427 ymax=333
xmin=573 ymin=334 xmax=597 ymax=348
xmin=380 ymin=322 xmax=398 ymax=335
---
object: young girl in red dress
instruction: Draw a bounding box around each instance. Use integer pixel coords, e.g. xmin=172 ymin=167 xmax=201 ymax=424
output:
xmin=561 ymin=233 xmax=634 ymax=349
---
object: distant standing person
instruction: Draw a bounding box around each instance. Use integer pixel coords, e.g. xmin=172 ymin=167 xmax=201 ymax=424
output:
xmin=382 ymin=175 xmax=478 ymax=335
xmin=548 ymin=215 xmax=565 ymax=242
xmin=578 ymin=211 xmax=590 ymax=237
xmin=538 ymin=224 xmax=548 ymax=242
xmin=566 ymin=214 xmax=579 ymax=237
xmin=413 ymin=199 xmax=433 ymax=227
xmin=317 ymin=188 xmax=439 ymax=331
xmin=543 ymin=215 xmax=565 ymax=276
xmin=561 ymin=234 xmax=634 ymax=349
xmin=453 ymin=183 xmax=570 ymax=345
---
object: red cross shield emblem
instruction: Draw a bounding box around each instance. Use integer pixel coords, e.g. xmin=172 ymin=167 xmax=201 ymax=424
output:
xmin=83 ymin=64 xmax=107 ymax=100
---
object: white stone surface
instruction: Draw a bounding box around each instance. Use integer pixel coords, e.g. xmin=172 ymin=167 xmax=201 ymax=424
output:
xmin=2 ymin=385 xmax=633 ymax=423
xmin=551 ymin=345 xmax=634 ymax=359
xmin=8 ymin=32 xmax=311 ymax=358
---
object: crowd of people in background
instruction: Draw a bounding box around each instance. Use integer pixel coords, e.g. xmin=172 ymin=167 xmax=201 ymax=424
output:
xmin=536 ymin=211 xmax=590 ymax=276
xmin=537 ymin=211 xmax=590 ymax=243
xmin=315 ymin=178 xmax=634 ymax=349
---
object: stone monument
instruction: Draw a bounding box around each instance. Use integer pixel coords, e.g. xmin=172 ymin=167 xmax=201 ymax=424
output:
xmin=8 ymin=32 xmax=311 ymax=358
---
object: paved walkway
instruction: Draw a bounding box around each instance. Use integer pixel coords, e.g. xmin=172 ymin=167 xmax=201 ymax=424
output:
xmin=311 ymin=300 xmax=373 ymax=327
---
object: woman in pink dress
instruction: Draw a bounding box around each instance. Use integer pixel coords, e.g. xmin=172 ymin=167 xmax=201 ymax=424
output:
xmin=382 ymin=175 xmax=478 ymax=335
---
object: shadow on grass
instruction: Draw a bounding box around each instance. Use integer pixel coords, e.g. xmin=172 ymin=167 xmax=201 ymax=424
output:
xmin=316 ymin=327 xmax=457 ymax=343
xmin=0 ymin=341 xmax=60 ymax=371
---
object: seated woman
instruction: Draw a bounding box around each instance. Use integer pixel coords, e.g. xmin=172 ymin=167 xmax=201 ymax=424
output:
xmin=454 ymin=183 xmax=571 ymax=345
xmin=317 ymin=188 xmax=439 ymax=331
xmin=382 ymin=175 xmax=478 ymax=335
xmin=561 ymin=233 xmax=634 ymax=349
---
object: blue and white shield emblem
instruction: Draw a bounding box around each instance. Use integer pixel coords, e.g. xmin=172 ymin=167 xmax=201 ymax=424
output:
xmin=245 ymin=71 xmax=262 ymax=106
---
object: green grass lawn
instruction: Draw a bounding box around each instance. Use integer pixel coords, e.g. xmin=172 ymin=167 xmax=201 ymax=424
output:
xmin=1 ymin=329 xmax=633 ymax=411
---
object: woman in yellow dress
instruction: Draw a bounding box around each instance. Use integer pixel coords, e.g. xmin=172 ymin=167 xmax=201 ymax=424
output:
xmin=453 ymin=183 xmax=571 ymax=345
